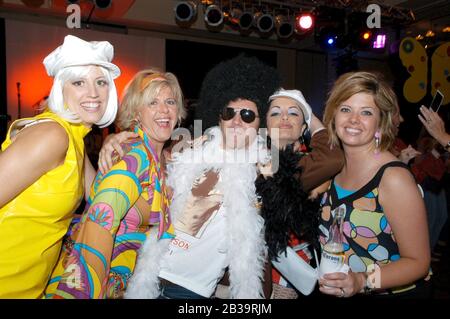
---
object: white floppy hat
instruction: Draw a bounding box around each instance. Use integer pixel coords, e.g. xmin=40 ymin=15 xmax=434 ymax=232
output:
xmin=269 ymin=88 xmax=312 ymax=126
xmin=43 ymin=35 xmax=120 ymax=79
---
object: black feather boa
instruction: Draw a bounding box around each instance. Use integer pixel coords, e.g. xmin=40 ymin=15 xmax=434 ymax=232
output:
xmin=256 ymin=145 xmax=320 ymax=261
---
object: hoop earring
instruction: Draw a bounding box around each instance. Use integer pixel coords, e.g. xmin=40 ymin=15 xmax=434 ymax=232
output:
xmin=374 ymin=130 xmax=381 ymax=155
xmin=296 ymin=123 xmax=308 ymax=151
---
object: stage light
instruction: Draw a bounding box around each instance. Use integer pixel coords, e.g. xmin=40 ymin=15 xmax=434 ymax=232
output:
xmin=93 ymin=0 xmax=111 ymax=9
xmin=353 ymin=28 xmax=377 ymax=50
xmin=239 ymin=11 xmax=254 ymax=30
xmin=204 ymin=4 xmax=224 ymax=27
xmin=174 ymin=1 xmax=197 ymax=23
xmin=254 ymin=12 xmax=274 ymax=33
xmin=316 ymin=25 xmax=345 ymax=50
xmin=227 ymin=8 xmax=253 ymax=31
xmin=314 ymin=6 xmax=347 ymax=49
xmin=362 ymin=31 xmax=371 ymax=40
xmin=296 ymin=13 xmax=314 ymax=31
xmin=275 ymin=15 xmax=294 ymax=39
xmin=373 ymin=34 xmax=386 ymax=49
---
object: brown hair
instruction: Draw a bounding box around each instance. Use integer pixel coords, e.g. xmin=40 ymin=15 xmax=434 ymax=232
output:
xmin=116 ymin=69 xmax=186 ymax=130
xmin=323 ymin=71 xmax=398 ymax=151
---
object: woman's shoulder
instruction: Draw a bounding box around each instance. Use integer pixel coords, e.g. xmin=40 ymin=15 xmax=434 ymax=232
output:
xmin=377 ymin=159 xmax=415 ymax=190
xmin=15 ymin=121 xmax=68 ymax=149
xmin=7 ymin=121 xmax=69 ymax=169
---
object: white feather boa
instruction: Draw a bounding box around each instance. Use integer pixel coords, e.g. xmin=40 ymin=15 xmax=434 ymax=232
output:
xmin=125 ymin=127 xmax=269 ymax=299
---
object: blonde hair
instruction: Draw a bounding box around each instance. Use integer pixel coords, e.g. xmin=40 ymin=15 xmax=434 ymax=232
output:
xmin=323 ymin=71 xmax=398 ymax=152
xmin=116 ymin=69 xmax=186 ymax=130
xmin=48 ymin=65 xmax=118 ymax=128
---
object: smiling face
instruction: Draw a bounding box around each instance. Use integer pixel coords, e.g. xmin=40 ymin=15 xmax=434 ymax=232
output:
xmin=267 ymin=97 xmax=306 ymax=149
xmin=137 ymin=85 xmax=179 ymax=153
xmin=334 ymin=92 xmax=381 ymax=151
xmin=219 ymin=99 xmax=260 ymax=150
xmin=62 ymin=66 xmax=109 ymax=127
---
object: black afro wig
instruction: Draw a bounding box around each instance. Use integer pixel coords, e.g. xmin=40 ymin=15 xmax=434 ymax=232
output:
xmin=195 ymin=54 xmax=281 ymax=131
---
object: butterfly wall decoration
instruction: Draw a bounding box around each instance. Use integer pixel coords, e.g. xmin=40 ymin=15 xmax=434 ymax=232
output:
xmin=399 ymin=37 xmax=449 ymax=105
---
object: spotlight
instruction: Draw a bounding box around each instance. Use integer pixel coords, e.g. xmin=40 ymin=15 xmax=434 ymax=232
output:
xmin=93 ymin=0 xmax=112 ymax=9
xmin=295 ymin=12 xmax=314 ymax=33
xmin=227 ymin=8 xmax=253 ymax=32
xmin=254 ymin=12 xmax=274 ymax=33
xmin=275 ymin=15 xmax=294 ymax=39
xmin=174 ymin=1 xmax=197 ymax=23
xmin=316 ymin=25 xmax=346 ymax=50
xmin=352 ymin=28 xmax=375 ymax=50
xmin=204 ymin=4 xmax=224 ymax=27
xmin=239 ymin=11 xmax=253 ymax=30
xmin=362 ymin=31 xmax=371 ymax=40
xmin=314 ymin=6 xmax=347 ymax=48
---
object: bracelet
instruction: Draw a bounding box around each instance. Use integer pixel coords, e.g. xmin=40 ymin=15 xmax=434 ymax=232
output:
xmin=360 ymin=272 xmax=374 ymax=294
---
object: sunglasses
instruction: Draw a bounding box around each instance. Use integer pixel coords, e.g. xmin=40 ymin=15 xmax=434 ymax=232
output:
xmin=221 ymin=107 xmax=259 ymax=123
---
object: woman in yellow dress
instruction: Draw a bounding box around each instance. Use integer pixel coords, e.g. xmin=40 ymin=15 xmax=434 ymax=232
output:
xmin=0 ymin=35 xmax=120 ymax=298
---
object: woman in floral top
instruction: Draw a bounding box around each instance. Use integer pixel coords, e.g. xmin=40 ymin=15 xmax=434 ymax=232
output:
xmin=45 ymin=70 xmax=186 ymax=299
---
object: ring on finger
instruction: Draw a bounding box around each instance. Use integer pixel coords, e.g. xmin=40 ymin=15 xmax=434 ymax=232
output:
xmin=339 ymin=288 xmax=345 ymax=298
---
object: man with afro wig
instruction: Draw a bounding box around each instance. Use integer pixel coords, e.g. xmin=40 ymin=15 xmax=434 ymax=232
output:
xmin=126 ymin=55 xmax=281 ymax=299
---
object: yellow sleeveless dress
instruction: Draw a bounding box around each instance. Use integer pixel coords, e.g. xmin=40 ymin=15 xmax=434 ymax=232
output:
xmin=0 ymin=111 xmax=91 ymax=298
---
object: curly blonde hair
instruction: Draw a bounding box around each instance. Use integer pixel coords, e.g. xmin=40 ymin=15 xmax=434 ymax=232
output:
xmin=323 ymin=71 xmax=398 ymax=152
xmin=116 ymin=69 xmax=186 ymax=130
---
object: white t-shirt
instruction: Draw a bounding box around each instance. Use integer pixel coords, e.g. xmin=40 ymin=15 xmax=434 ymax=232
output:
xmin=159 ymin=171 xmax=228 ymax=297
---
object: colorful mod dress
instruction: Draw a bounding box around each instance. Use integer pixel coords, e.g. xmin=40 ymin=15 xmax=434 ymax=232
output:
xmin=45 ymin=126 xmax=173 ymax=299
xmin=319 ymin=161 xmax=427 ymax=294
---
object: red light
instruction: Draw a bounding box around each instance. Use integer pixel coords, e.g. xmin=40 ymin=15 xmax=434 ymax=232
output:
xmin=300 ymin=15 xmax=312 ymax=29
xmin=296 ymin=13 xmax=314 ymax=31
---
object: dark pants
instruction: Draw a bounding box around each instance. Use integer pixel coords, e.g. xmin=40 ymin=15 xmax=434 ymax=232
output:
xmin=157 ymin=279 xmax=208 ymax=299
